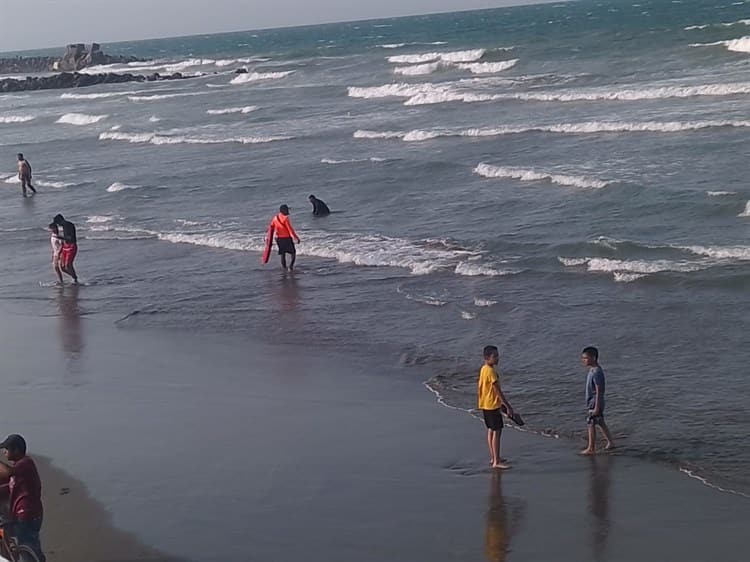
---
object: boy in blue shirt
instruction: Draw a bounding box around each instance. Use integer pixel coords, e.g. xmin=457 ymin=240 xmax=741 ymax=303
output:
xmin=580 ymin=347 xmax=615 ymax=455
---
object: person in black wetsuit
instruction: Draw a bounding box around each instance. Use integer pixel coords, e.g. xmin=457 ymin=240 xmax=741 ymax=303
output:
xmin=308 ymin=194 xmax=330 ymax=217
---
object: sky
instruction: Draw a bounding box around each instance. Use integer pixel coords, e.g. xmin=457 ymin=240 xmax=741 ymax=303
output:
xmin=0 ymin=0 xmax=531 ymax=53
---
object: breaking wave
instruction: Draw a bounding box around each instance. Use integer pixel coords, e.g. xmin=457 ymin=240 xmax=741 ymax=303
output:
xmin=473 ymin=297 xmax=498 ymax=307
xmin=321 ymin=157 xmax=387 ymax=164
xmin=106 ymin=182 xmax=142 ymax=192
xmin=559 ymin=256 xmax=705 ymax=279
xmin=229 ymin=71 xmax=295 ymax=84
xmin=456 ymin=59 xmax=518 ymax=74
xmin=706 ymin=190 xmax=737 ymax=196
xmin=0 ymin=114 xmax=35 ymax=124
xmin=56 ymin=113 xmax=108 ymax=125
xmin=474 ymin=164 xmax=610 ymax=189
xmin=739 ymin=201 xmax=750 ymax=217
xmin=98 ymin=130 xmax=292 ymax=145
xmin=393 ymin=62 xmax=443 ymax=75
xmin=128 ymin=92 xmax=209 ymax=101
xmin=60 ymin=90 xmax=138 ymax=100
xmin=388 ymin=48 xmax=485 ymax=64
xmin=206 ymin=106 xmax=259 ymax=115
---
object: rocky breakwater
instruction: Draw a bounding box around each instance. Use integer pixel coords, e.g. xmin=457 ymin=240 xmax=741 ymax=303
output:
xmin=0 ymin=71 xmax=186 ymax=93
xmin=0 ymin=43 xmax=144 ymax=74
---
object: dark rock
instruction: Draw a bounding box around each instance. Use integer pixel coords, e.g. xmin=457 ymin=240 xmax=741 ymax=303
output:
xmin=1 ymin=43 xmax=147 ymax=74
xmin=235 ymin=68 xmax=248 ymax=74
xmin=0 ymin=71 xmax=187 ymax=93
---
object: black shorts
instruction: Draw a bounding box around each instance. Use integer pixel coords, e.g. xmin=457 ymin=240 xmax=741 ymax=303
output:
xmin=587 ymin=406 xmax=605 ymax=426
xmin=276 ymin=237 xmax=296 ymax=255
xmin=482 ymin=409 xmax=504 ymax=431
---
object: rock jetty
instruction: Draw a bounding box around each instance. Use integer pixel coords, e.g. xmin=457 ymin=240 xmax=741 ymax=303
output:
xmin=0 ymin=43 xmax=144 ymax=74
xmin=0 ymin=71 xmax=186 ymax=93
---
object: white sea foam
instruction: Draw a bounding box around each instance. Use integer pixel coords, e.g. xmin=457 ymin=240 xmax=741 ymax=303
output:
xmin=461 ymin=311 xmax=477 ymax=320
xmin=86 ymin=215 xmax=116 ymax=224
xmin=558 ymin=257 xmax=588 ymax=266
xmin=474 ymin=164 xmax=609 ymax=189
xmin=321 ymin=157 xmax=386 ymax=164
xmin=613 ymin=272 xmax=647 ymax=283
xmin=3 ymin=174 xmax=73 ymax=188
xmin=0 ymin=115 xmax=35 ymax=124
xmin=229 ymin=71 xmax=294 ymax=84
xmin=60 ymin=90 xmax=138 ymax=100
xmin=106 ymin=182 xmax=142 ymax=192
xmin=149 ymin=115 xmax=161 ymax=123
xmin=99 ymin=131 xmax=292 ymax=145
xmin=684 ymin=245 xmax=750 ymax=259
xmin=454 ymin=262 xmax=514 ymax=276
xmin=456 ymin=59 xmax=518 ymax=74
xmin=393 ymin=62 xmax=442 ymax=75
xmin=685 ymin=18 xmax=750 ymax=30
xmin=387 ymin=48 xmax=485 ymax=64
xmin=206 ymin=106 xmax=259 ymax=115
xmin=394 ymin=120 xmax=750 ymax=141
xmin=473 ymin=297 xmax=498 ymax=307
xmin=128 ymin=92 xmax=208 ymax=102
xmin=739 ymin=201 xmax=750 ymax=216
xmin=353 ymin=129 xmax=405 ymax=139
xmin=378 ymin=43 xmax=407 ymax=49
xmin=560 ymin=256 xmax=704 ymax=275
xmin=706 ymin=190 xmax=737 ymax=196
xmin=691 ymin=36 xmax=750 ymax=53
xmin=56 ymin=113 xmax=108 ymax=125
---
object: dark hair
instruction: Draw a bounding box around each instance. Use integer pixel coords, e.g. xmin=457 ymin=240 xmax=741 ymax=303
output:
xmin=53 ymin=214 xmax=64 ymax=224
xmin=309 ymin=194 xmax=316 ymax=199
xmin=483 ymin=345 xmax=499 ymax=359
xmin=17 ymin=153 xmax=23 ymax=160
xmin=48 ymin=222 xmax=58 ymax=231
xmin=582 ymin=346 xmax=599 ymax=360
xmin=0 ymin=434 xmax=26 ymax=455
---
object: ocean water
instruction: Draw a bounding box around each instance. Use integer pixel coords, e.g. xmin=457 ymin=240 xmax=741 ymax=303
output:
xmin=2 ymin=0 xmax=749 ymax=500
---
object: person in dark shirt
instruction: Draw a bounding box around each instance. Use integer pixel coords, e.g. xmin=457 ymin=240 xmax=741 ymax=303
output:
xmin=0 ymin=434 xmax=45 ymax=562
xmin=52 ymin=214 xmax=79 ymax=284
xmin=308 ymin=194 xmax=331 ymax=217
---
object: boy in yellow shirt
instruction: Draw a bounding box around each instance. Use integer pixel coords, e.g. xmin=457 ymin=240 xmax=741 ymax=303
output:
xmin=478 ymin=345 xmax=516 ymax=469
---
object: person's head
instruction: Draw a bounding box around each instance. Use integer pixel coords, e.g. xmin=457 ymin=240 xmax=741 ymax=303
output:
xmin=17 ymin=153 xmax=23 ymax=161
xmin=308 ymin=194 xmax=316 ymax=202
xmin=0 ymin=434 xmax=27 ymax=462
xmin=279 ymin=204 xmax=290 ymax=216
xmin=48 ymin=222 xmax=59 ymax=234
xmin=581 ymin=346 xmax=599 ymax=367
xmin=483 ymin=345 xmax=500 ymax=366
xmin=53 ymin=214 xmax=65 ymax=225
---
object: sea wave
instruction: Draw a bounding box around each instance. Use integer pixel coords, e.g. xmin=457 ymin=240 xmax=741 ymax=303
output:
xmin=387 ymin=48 xmax=486 ymax=64
xmin=60 ymin=90 xmax=138 ymax=100
xmin=56 ymin=113 xmax=108 ymax=125
xmin=706 ymin=190 xmax=737 ymax=196
xmin=206 ymin=106 xmax=259 ymax=115
xmin=86 ymin=215 xmax=117 ymax=224
xmin=0 ymin=114 xmax=35 ymax=124
xmin=684 ymin=18 xmax=750 ymax=30
xmin=393 ymin=62 xmax=443 ymax=75
xmin=473 ymin=297 xmax=498 ymax=307
xmin=229 ymin=71 xmax=294 ymax=84
xmin=739 ymin=201 xmax=750 ymax=217
xmin=353 ymin=129 xmax=406 ymax=139
xmin=456 ymin=59 xmax=518 ymax=74
xmin=684 ymin=245 xmax=750 ymax=260
xmin=321 ymin=157 xmax=386 ymax=164
xmin=560 ymin=256 xmax=705 ymax=277
xmin=691 ymin=36 xmax=750 ymax=53
xmin=453 ymin=262 xmax=516 ymax=276
xmin=106 ymin=182 xmax=142 ymax=192
xmin=474 ymin=164 xmax=610 ymax=189
xmin=128 ymin=92 xmax=208 ymax=102
xmin=349 ymin=80 xmax=750 ymax=106
xmin=99 ymin=130 xmax=292 ymax=145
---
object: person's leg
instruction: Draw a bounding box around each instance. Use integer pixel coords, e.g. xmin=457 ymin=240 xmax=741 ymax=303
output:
xmin=581 ymin=422 xmax=596 ymax=455
xmin=13 ymin=519 xmax=46 ymax=562
xmin=486 ymin=428 xmax=495 ymax=465
xmin=21 ymin=178 xmax=28 ymax=197
xmin=280 ymin=253 xmax=288 ymax=269
xmin=288 ymin=250 xmax=296 ymax=271
xmin=54 ymin=262 xmax=63 ymax=284
xmin=27 ymin=178 xmax=36 ymax=194
xmin=598 ymin=420 xmax=615 ymax=450
xmin=491 ymin=429 xmax=510 ymax=469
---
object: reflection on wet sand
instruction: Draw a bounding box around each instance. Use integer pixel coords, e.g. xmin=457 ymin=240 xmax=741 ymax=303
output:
xmin=587 ymin=456 xmax=612 ymax=562
xmin=56 ymin=284 xmax=83 ymax=373
xmin=277 ymin=271 xmax=301 ymax=312
xmin=485 ymin=472 xmax=509 ymax=562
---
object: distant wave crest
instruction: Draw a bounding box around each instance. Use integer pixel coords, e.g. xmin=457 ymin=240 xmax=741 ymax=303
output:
xmin=56 ymin=113 xmax=108 ymax=125
xmin=474 ymin=164 xmax=610 ymax=189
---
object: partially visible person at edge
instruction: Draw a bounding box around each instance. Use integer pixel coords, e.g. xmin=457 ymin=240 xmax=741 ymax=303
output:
xmin=308 ymin=194 xmax=330 ymax=217
xmin=53 ymin=214 xmax=79 ymax=284
xmin=478 ymin=345 xmax=516 ymax=470
xmin=17 ymin=154 xmax=36 ymax=197
xmin=48 ymin=223 xmax=63 ymax=285
xmin=580 ymin=346 xmax=615 ymax=455
xmin=270 ymin=204 xmax=301 ymax=271
xmin=0 ymin=434 xmax=46 ymax=562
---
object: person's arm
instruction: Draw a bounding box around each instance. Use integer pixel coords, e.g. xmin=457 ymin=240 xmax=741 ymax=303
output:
xmin=493 ymin=381 xmax=513 ymax=416
xmin=288 ymin=219 xmax=300 ymax=243
xmin=592 ymin=382 xmax=603 ymax=416
xmin=0 ymin=461 xmax=14 ymax=480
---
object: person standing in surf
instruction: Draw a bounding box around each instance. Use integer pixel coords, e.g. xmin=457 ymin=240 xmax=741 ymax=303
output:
xmin=48 ymin=223 xmax=64 ymax=285
xmin=53 ymin=214 xmax=79 ymax=284
xmin=478 ymin=345 xmax=516 ymax=470
xmin=308 ymin=194 xmax=330 ymax=217
xmin=270 ymin=204 xmax=301 ymax=271
xmin=17 ymin=154 xmax=36 ymax=197
xmin=580 ymin=346 xmax=615 ymax=455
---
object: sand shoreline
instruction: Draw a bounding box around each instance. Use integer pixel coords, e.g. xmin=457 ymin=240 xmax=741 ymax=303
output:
xmin=1 ymin=306 xmax=749 ymax=561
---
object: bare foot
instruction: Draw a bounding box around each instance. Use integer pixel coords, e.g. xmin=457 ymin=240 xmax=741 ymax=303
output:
xmin=604 ymin=442 xmax=615 ymax=451
xmin=492 ymin=462 xmax=511 ymax=470
xmin=579 ymin=448 xmax=595 ymax=456
xmin=489 ymin=458 xmax=509 ymax=466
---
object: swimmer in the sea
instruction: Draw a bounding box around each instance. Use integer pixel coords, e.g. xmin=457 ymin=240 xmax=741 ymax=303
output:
xmin=309 ymin=194 xmax=330 ymax=217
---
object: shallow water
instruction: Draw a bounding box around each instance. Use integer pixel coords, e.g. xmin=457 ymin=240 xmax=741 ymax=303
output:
xmin=1 ymin=0 xmax=749 ymax=496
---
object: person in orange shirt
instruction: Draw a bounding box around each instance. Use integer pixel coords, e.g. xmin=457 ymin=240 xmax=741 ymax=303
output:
xmin=478 ymin=345 xmax=517 ymax=469
xmin=270 ymin=204 xmax=301 ymax=271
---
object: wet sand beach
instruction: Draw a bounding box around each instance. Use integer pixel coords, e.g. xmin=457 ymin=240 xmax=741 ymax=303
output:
xmin=1 ymin=303 xmax=748 ymax=561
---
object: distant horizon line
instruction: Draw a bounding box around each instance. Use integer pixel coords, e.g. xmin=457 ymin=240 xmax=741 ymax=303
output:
xmin=0 ymin=0 xmax=558 ymax=55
